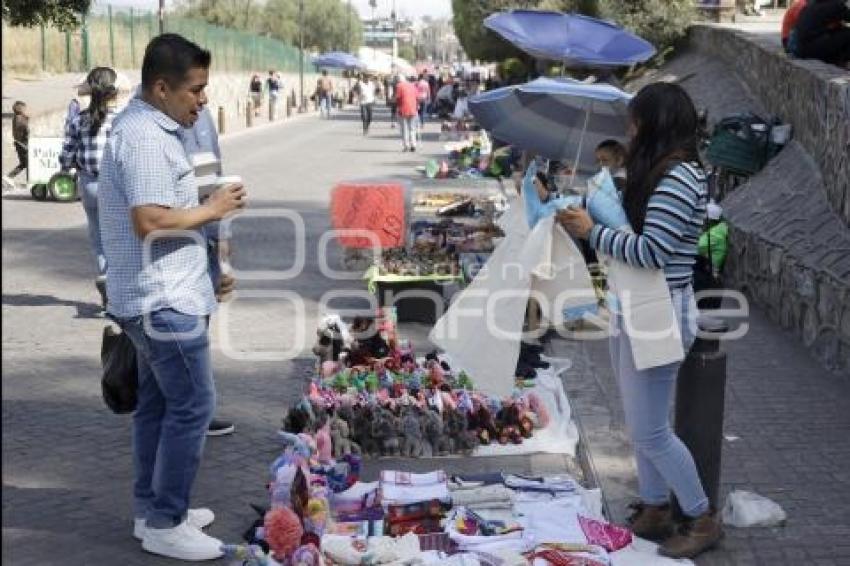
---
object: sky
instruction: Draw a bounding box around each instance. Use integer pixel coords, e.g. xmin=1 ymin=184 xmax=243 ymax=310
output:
xmin=99 ymin=0 xmax=453 ymax=20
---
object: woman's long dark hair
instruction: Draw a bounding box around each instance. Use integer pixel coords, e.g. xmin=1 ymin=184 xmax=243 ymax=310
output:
xmin=624 ymin=82 xmax=700 ymax=233
xmin=85 ymin=67 xmax=118 ymax=137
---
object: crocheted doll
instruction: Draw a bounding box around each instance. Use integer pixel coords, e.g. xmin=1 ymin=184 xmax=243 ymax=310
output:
xmin=264 ymin=507 xmax=303 ymax=562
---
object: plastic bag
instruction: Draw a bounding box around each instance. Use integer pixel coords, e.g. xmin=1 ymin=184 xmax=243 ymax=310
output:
xmin=722 ymin=490 xmax=787 ymax=528
xmin=101 ymin=325 xmax=138 ymax=414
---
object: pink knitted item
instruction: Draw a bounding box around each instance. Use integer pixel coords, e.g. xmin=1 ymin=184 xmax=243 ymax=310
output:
xmin=577 ymin=515 xmax=632 ymax=552
xmin=264 ymin=507 xmax=304 ymax=561
xmin=315 ymin=422 xmax=333 ymax=465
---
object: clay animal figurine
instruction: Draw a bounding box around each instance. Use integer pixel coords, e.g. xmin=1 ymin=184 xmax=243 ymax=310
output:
xmin=330 ymin=415 xmax=361 ymax=457
xmin=400 ymin=407 xmax=426 ymax=458
xmin=422 ymin=408 xmax=451 ymax=456
xmin=444 ymin=408 xmax=477 ymax=455
xmin=371 ymin=407 xmax=401 ymax=457
xmin=312 ymin=314 xmax=352 ymax=363
xmin=468 ymin=401 xmax=499 ymax=446
xmin=352 ymin=405 xmax=380 ymax=457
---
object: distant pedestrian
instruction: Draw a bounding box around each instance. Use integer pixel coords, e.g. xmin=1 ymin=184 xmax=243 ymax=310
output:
xmin=416 ymin=73 xmax=431 ymax=127
xmin=395 ymin=75 xmax=419 ymax=152
xmin=8 ymin=101 xmax=29 ymax=180
xmin=316 ymin=70 xmax=333 ymax=118
xmin=99 ymin=33 xmax=245 ymax=561
xmin=782 ymin=0 xmax=809 ymax=53
xmin=357 ymin=75 xmax=376 ymax=135
xmin=385 ymin=75 xmax=398 ymax=127
xmin=250 ymin=73 xmax=262 ymax=116
xmin=794 ymin=0 xmax=850 ymax=67
xmin=266 ymin=70 xmax=281 ymax=113
xmin=59 ymin=67 xmax=122 ymax=309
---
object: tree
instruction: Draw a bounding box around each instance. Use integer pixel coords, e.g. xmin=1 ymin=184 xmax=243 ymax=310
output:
xmin=2 ymin=0 xmax=91 ymax=29
xmin=599 ymin=0 xmax=694 ymax=53
xmin=398 ymin=44 xmax=416 ymax=64
xmin=451 ymin=0 xmax=599 ymax=63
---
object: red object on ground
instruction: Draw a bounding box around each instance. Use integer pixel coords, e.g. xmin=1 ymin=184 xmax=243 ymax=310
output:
xmin=330 ymin=182 xmax=406 ymax=249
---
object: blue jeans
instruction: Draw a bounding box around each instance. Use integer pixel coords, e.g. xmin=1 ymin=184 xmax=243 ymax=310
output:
xmin=78 ymin=171 xmax=107 ymax=277
xmin=117 ymin=308 xmax=216 ymax=529
xmin=319 ymin=94 xmax=331 ymax=118
xmin=418 ymin=101 xmax=428 ymax=126
xmin=609 ymin=286 xmax=710 ymax=518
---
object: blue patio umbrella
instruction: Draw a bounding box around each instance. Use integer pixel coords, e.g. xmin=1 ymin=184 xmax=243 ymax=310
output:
xmin=484 ymin=10 xmax=656 ymax=68
xmin=312 ymin=51 xmax=364 ymax=70
xmin=469 ymin=77 xmax=632 ymax=184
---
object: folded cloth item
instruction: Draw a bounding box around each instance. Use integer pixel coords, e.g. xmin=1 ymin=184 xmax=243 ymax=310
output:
xmin=504 ymin=474 xmax=579 ymax=493
xmin=322 ymin=534 xmax=367 ymax=565
xmin=450 ymin=473 xmax=505 ymax=486
xmin=381 ymin=471 xmax=450 ymax=506
xmin=450 ymin=485 xmax=516 ymax=508
xmin=365 ymin=532 xmax=422 ymax=565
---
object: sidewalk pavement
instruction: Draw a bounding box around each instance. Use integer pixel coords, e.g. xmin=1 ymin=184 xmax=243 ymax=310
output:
xmin=550 ymin=303 xmax=850 ymax=566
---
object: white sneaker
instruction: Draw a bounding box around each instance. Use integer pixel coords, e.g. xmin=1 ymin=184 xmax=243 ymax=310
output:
xmin=134 ymin=508 xmax=215 ymax=541
xmin=142 ymin=520 xmax=223 ymax=561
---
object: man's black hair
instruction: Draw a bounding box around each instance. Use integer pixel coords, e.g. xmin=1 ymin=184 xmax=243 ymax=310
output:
xmin=141 ymin=33 xmax=211 ymax=90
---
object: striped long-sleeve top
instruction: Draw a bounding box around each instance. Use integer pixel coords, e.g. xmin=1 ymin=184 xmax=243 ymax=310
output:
xmin=588 ymin=161 xmax=708 ymax=288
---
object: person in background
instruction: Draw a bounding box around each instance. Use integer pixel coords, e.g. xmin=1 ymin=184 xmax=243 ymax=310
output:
xmin=317 ymin=70 xmax=333 ymax=118
xmin=395 ymin=75 xmax=419 ymax=152
xmin=595 ymin=139 xmax=628 ymax=191
xmin=384 ymin=75 xmax=397 ymax=127
xmin=559 ymin=82 xmax=720 ymax=560
xmin=249 ymin=74 xmax=263 ymax=117
xmin=99 ymin=33 xmax=245 ymax=561
xmin=179 ymin=103 xmax=238 ymax=439
xmin=59 ymin=68 xmax=122 ymax=309
xmin=8 ymin=101 xmax=29 ymax=180
xmin=782 ymin=0 xmax=809 ymax=54
xmin=357 ymin=74 xmax=376 ymax=136
xmin=266 ymin=70 xmax=281 ymax=115
xmin=794 ymin=0 xmax=850 ymax=67
xmin=416 ymin=72 xmax=431 ymax=127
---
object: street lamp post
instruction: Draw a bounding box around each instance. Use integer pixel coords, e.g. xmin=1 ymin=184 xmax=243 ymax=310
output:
xmin=299 ymin=0 xmax=304 ymax=111
xmin=391 ymin=0 xmax=397 ymax=73
xmin=158 ymin=0 xmax=164 ymax=34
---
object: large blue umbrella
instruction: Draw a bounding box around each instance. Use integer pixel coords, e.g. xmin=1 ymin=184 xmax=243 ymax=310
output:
xmin=469 ymin=77 xmax=632 ymax=182
xmin=484 ymin=10 xmax=656 ymax=68
xmin=312 ymin=51 xmax=364 ymax=70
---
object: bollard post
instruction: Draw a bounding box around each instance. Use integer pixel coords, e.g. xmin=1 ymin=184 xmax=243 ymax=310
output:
xmin=218 ymin=106 xmax=225 ymax=135
xmin=672 ymin=315 xmax=729 ymax=517
xmin=286 ymin=96 xmax=292 ymax=117
xmin=269 ymin=97 xmax=275 ymax=122
xmin=246 ymin=100 xmax=253 ymax=128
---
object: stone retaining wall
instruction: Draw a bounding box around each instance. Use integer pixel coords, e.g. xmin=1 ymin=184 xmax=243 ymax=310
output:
xmin=722 ymin=142 xmax=850 ymax=373
xmin=690 ymin=25 xmax=850 ymax=227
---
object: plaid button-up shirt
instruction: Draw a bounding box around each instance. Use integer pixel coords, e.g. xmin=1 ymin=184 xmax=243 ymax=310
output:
xmin=59 ymin=108 xmax=118 ymax=176
xmin=98 ymin=97 xmax=216 ymax=318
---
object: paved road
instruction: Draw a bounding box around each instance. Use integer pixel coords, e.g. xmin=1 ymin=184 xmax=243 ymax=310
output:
xmin=2 ymin=105 xmax=576 ymax=565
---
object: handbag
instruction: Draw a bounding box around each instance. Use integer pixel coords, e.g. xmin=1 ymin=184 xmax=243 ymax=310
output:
xmin=101 ymin=325 xmax=138 ymax=414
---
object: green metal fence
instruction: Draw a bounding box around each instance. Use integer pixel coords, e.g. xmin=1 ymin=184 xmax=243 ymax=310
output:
xmin=2 ymin=2 xmax=310 ymax=74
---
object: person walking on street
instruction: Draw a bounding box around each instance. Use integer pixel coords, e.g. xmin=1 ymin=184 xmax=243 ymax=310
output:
xmin=385 ymin=75 xmax=398 ymax=127
xmin=395 ymin=75 xmax=419 ymax=152
xmin=58 ymin=68 xmax=122 ymax=309
xmin=8 ymin=101 xmax=29 ymax=181
xmin=249 ymin=74 xmax=263 ymax=117
xmin=416 ymin=73 xmax=431 ymax=128
xmin=558 ymin=82 xmax=722 ymax=560
xmin=266 ymin=70 xmax=282 ymax=116
xmin=317 ymin=70 xmax=333 ymax=118
xmin=98 ymin=33 xmax=245 ymax=561
xmin=357 ymin=75 xmax=376 ymax=135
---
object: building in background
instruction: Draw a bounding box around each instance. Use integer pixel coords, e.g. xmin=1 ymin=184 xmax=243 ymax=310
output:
xmin=362 ymin=15 xmax=414 ymax=57
xmin=413 ymin=16 xmax=464 ymax=65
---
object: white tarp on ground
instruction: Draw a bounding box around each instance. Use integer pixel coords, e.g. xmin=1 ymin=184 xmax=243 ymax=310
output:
xmin=473 ymin=365 xmax=579 ymax=458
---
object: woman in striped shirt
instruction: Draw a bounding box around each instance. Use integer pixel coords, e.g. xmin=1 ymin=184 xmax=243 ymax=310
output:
xmin=560 ymin=82 xmax=721 ymax=559
xmin=59 ymin=67 xmax=121 ymax=309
